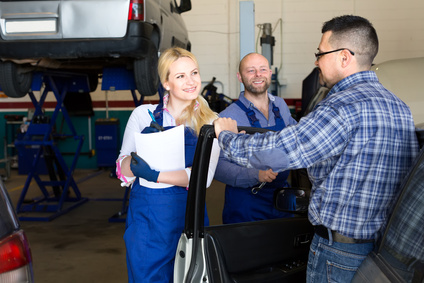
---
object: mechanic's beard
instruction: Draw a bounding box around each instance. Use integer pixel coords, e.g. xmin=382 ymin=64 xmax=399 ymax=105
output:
xmin=244 ymin=78 xmax=270 ymax=96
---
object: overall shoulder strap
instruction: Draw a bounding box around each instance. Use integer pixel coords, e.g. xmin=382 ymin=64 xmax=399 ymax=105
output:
xmin=235 ymin=100 xmax=261 ymax=128
xmin=271 ymin=102 xmax=286 ymax=128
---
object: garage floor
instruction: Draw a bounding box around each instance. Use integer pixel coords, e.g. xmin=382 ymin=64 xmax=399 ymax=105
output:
xmin=4 ymin=168 xmax=226 ymax=283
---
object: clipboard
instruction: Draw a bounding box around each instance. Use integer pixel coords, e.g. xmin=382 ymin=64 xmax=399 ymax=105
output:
xmin=134 ymin=125 xmax=185 ymax=188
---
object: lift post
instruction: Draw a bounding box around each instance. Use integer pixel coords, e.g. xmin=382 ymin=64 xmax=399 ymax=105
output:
xmin=14 ymin=71 xmax=89 ymax=221
xmin=101 ymin=66 xmax=147 ymax=107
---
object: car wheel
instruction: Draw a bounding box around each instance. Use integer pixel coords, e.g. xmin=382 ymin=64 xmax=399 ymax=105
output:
xmin=0 ymin=61 xmax=33 ymax=98
xmin=133 ymin=43 xmax=159 ymax=96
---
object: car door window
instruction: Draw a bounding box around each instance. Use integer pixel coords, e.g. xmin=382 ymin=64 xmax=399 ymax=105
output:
xmin=378 ymin=147 xmax=424 ymax=281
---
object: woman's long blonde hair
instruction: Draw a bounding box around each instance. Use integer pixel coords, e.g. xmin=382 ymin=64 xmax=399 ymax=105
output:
xmin=158 ymin=47 xmax=217 ymax=134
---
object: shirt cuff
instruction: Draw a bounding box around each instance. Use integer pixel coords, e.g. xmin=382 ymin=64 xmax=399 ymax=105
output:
xmin=116 ymin=155 xmax=136 ymax=187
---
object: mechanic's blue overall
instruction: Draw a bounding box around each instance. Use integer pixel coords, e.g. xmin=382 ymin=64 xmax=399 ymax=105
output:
xmin=222 ymin=100 xmax=295 ymax=223
xmin=124 ymin=104 xmax=209 ymax=283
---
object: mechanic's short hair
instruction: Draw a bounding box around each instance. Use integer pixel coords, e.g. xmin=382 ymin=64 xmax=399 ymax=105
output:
xmin=238 ymin=52 xmax=270 ymax=74
xmin=322 ymin=15 xmax=379 ymax=68
xmin=158 ymin=47 xmax=199 ymax=85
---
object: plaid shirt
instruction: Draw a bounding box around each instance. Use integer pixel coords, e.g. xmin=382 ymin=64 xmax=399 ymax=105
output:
xmin=218 ymin=71 xmax=419 ymax=240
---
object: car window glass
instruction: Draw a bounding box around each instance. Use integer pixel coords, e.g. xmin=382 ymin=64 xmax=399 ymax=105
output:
xmin=207 ymin=169 xmax=311 ymax=226
xmin=380 ymin=148 xmax=424 ymax=275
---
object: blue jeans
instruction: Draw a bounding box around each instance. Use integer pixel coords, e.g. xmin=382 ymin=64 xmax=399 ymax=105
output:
xmin=307 ymin=233 xmax=374 ymax=283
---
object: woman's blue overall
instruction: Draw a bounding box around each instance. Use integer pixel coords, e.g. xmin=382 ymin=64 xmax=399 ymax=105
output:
xmin=222 ymin=100 xmax=295 ymax=224
xmin=124 ymin=105 xmax=209 ymax=283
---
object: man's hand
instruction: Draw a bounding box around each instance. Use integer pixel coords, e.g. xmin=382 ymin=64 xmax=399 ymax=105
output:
xmin=214 ymin=117 xmax=238 ymax=139
xmin=258 ymin=169 xmax=278 ymax=183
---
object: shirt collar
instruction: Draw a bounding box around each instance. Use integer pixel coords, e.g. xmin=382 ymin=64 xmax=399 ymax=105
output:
xmin=327 ymin=71 xmax=379 ymax=97
xmin=239 ymin=91 xmax=275 ymax=109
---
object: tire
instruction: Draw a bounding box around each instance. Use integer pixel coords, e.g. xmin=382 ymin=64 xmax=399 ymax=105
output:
xmin=0 ymin=61 xmax=33 ymax=98
xmin=133 ymin=42 xmax=159 ymax=96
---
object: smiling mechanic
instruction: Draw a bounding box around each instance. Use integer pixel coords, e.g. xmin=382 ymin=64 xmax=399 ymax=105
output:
xmin=117 ymin=47 xmax=219 ymax=283
xmin=214 ymin=15 xmax=419 ymax=283
xmin=214 ymin=53 xmax=297 ymax=224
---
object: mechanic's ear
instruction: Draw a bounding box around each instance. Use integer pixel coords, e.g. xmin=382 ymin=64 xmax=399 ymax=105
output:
xmin=236 ymin=72 xmax=243 ymax=83
xmin=340 ymin=49 xmax=352 ymax=68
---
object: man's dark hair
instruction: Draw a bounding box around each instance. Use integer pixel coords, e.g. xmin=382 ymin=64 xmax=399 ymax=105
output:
xmin=322 ymin=15 xmax=378 ymax=67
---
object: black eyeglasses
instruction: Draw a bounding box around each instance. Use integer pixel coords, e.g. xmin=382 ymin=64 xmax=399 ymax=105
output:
xmin=315 ymin=48 xmax=355 ymax=60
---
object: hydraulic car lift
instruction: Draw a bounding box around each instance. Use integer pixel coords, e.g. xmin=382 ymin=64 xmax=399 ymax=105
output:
xmin=12 ymin=66 xmax=162 ymax=222
xmin=14 ymin=71 xmax=89 ymax=221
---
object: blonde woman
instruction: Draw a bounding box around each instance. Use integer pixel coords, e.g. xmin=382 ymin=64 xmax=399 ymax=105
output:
xmin=116 ymin=47 xmax=219 ymax=282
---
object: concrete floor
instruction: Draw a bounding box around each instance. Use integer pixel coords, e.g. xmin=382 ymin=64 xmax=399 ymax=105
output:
xmin=3 ymin=168 xmax=226 ymax=283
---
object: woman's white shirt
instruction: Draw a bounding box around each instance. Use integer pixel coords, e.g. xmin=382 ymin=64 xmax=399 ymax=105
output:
xmin=117 ymin=104 xmax=219 ymax=188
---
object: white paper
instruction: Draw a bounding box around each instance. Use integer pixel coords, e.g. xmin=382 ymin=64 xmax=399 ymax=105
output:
xmin=134 ymin=125 xmax=185 ymax=188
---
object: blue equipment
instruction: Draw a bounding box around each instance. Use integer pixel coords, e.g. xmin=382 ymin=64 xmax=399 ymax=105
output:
xmin=14 ymin=71 xmax=89 ymax=221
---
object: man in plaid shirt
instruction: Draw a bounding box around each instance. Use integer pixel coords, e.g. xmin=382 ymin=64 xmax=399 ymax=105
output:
xmin=214 ymin=15 xmax=419 ymax=283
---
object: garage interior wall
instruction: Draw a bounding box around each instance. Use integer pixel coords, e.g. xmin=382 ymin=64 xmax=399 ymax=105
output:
xmin=182 ymin=0 xmax=424 ymax=99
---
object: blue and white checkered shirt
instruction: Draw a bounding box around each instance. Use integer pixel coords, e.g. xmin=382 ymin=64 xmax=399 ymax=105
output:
xmin=218 ymin=71 xmax=419 ymax=240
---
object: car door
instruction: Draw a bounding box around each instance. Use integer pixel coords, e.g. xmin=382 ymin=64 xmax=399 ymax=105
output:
xmin=174 ymin=125 xmax=314 ymax=283
xmin=352 ymin=129 xmax=424 ymax=283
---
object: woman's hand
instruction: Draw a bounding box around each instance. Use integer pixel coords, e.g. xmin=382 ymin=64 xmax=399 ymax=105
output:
xmin=130 ymin=152 xmax=159 ymax=182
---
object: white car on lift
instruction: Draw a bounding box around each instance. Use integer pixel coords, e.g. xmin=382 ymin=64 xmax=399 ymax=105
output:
xmin=371 ymin=57 xmax=424 ymax=127
xmin=0 ymin=0 xmax=192 ymax=98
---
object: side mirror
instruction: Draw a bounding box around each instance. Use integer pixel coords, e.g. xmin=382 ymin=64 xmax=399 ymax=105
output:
xmin=273 ymin=168 xmax=311 ymax=215
xmin=273 ymin=187 xmax=309 ymax=215
xmin=175 ymin=0 xmax=191 ymax=13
